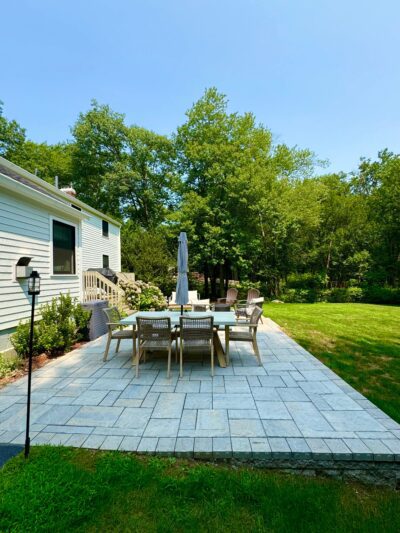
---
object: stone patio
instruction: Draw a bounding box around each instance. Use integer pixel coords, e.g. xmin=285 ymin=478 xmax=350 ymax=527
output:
xmin=1 ymin=319 xmax=399 ymax=485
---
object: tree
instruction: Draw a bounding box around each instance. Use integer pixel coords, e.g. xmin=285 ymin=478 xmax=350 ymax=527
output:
xmin=71 ymin=101 xmax=177 ymax=225
xmin=0 ymin=101 xmax=26 ymax=158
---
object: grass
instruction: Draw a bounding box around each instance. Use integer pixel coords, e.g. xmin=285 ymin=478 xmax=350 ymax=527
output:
xmin=264 ymin=303 xmax=400 ymax=423
xmin=0 ymin=447 xmax=399 ymax=532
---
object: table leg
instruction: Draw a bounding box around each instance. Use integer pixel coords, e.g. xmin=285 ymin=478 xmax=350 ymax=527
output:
xmin=225 ymin=325 xmax=230 ymax=366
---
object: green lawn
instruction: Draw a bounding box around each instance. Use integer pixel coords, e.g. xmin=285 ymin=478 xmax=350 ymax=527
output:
xmin=264 ymin=303 xmax=400 ymax=423
xmin=0 ymin=447 xmax=399 ymax=532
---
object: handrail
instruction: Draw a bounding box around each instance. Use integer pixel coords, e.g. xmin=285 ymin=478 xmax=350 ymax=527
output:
xmin=83 ymin=271 xmax=126 ymax=311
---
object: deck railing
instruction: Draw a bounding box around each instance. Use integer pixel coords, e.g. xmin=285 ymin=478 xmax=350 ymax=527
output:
xmin=83 ymin=271 xmax=127 ymax=311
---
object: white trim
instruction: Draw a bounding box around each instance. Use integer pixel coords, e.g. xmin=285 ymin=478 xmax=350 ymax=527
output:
xmin=0 ymin=156 xmax=121 ymax=227
xmin=0 ymin=172 xmax=87 ymax=221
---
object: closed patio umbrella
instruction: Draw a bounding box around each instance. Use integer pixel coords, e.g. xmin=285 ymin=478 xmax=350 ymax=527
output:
xmin=175 ymin=232 xmax=189 ymax=315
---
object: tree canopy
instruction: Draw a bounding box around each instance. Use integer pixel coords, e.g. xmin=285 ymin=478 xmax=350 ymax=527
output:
xmin=1 ymin=90 xmax=398 ymax=296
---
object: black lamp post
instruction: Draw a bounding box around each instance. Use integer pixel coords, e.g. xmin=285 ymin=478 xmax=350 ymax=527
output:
xmin=25 ymin=270 xmax=40 ymax=459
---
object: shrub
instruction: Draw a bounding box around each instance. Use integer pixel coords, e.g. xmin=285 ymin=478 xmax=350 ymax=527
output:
xmin=11 ymin=322 xmax=41 ymax=358
xmin=0 ymin=355 xmax=21 ymax=379
xmin=362 ymin=285 xmax=400 ymax=305
xmin=119 ymin=279 xmax=167 ymax=311
xmin=11 ymin=294 xmax=92 ymax=358
xmin=72 ymin=304 xmax=92 ymax=341
xmin=285 ymin=273 xmax=326 ymax=290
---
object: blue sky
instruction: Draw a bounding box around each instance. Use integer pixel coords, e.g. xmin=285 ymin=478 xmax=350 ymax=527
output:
xmin=1 ymin=0 xmax=399 ymax=173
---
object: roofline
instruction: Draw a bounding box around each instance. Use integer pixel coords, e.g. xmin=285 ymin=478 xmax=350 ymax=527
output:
xmin=0 ymin=156 xmax=122 ymax=227
xmin=0 ymin=172 xmax=88 ymax=221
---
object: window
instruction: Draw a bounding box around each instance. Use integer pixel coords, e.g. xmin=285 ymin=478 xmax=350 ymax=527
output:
xmin=102 ymin=255 xmax=109 ymax=269
xmin=53 ymin=220 xmax=76 ymax=274
xmin=102 ymin=220 xmax=109 ymax=237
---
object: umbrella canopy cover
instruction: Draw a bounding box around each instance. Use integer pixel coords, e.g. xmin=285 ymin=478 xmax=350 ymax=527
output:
xmin=175 ymin=232 xmax=189 ymax=305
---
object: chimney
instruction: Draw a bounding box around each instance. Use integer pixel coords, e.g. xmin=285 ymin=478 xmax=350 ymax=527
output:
xmin=60 ymin=184 xmax=77 ymax=198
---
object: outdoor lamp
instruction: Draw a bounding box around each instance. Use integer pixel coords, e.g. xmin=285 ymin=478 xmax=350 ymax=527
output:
xmin=28 ymin=270 xmax=41 ymax=295
xmin=25 ymin=270 xmax=40 ymax=458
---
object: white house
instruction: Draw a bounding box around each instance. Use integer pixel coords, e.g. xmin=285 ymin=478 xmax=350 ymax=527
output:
xmin=0 ymin=156 xmax=122 ymax=355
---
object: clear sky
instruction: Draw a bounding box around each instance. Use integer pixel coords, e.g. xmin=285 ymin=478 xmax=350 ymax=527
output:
xmin=1 ymin=0 xmax=399 ymax=173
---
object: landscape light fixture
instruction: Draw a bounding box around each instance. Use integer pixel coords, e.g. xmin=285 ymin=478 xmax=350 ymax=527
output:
xmin=25 ymin=270 xmax=41 ymax=458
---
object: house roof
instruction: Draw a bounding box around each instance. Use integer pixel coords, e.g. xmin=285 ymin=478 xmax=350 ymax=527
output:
xmin=0 ymin=156 xmax=121 ymax=227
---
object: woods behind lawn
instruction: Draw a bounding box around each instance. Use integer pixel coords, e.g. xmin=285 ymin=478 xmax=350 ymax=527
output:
xmin=0 ymin=447 xmax=399 ymax=533
xmin=265 ymin=303 xmax=400 ymax=423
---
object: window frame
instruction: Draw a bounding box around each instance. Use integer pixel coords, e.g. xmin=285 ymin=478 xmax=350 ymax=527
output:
xmin=51 ymin=217 xmax=77 ymax=276
xmin=102 ymin=220 xmax=109 ymax=237
xmin=102 ymin=254 xmax=110 ymax=269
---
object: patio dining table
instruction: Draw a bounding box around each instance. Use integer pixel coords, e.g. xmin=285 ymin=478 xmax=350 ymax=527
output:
xmin=120 ymin=311 xmax=238 ymax=367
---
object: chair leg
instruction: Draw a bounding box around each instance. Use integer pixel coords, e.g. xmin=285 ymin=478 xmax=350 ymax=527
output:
xmin=167 ymin=347 xmax=171 ymax=378
xmin=136 ymin=347 xmax=143 ymax=378
xmin=103 ymin=333 xmax=112 ymax=362
xmin=252 ymin=338 xmax=262 ymax=366
xmin=116 ymin=339 xmax=121 ymax=353
xmin=132 ymin=335 xmax=137 ymax=366
xmin=210 ymin=342 xmax=214 ymax=377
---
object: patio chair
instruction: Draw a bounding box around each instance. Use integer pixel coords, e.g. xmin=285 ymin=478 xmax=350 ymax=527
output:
xmin=217 ymin=287 xmax=238 ymax=305
xmin=192 ymin=303 xmax=209 ymax=312
xmin=228 ymin=306 xmax=263 ymax=366
xmin=212 ymin=303 xmax=231 ymax=312
xmin=179 ymin=316 xmax=214 ymax=377
xmin=102 ymin=307 xmax=136 ymax=364
xmin=236 ymin=290 xmax=264 ymax=321
xmin=136 ymin=316 xmax=173 ymax=378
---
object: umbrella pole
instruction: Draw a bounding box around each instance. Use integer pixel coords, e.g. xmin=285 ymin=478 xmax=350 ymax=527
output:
xmin=180 ymin=305 xmax=183 ymax=315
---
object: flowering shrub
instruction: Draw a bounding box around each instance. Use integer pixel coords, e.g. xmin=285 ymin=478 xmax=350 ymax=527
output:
xmin=119 ymin=279 xmax=167 ymax=311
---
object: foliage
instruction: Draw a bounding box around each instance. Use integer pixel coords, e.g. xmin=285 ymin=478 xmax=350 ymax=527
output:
xmin=119 ymin=279 xmax=167 ymax=311
xmin=10 ymin=322 xmax=41 ymax=358
xmin=71 ymin=100 xmax=178 ymax=224
xmin=266 ymin=303 xmax=400 ymax=423
xmin=0 ymin=355 xmax=21 ymax=379
xmin=121 ymin=222 xmax=175 ymax=294
xmin=1 ymin=93 xmax=399 ymax=297
xmin=362 ymin=285 xmax=400 ymax=305
xmin=11 ymin=295 xmax=91 ymax=358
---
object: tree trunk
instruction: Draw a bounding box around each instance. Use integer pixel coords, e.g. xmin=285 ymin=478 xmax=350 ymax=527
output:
xmin=219 ymin=263 xmax=224 ymax=297
xmin=204 ymin=263 xmax=209 ymax=298
xmin=210 ymin=267 xmax=217 ymax=299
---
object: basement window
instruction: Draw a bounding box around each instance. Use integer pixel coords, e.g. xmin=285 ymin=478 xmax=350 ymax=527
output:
xmin=103 ymin=255 xmax=109 ymax=269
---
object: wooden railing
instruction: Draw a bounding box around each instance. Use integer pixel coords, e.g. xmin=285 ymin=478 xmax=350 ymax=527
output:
xmin=83 ymin=271 xmax=127 ymax=311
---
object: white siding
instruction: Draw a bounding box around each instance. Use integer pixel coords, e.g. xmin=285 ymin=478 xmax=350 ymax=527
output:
xmin=0 ymin=189 xmax=82 ymax=331
xmin=81 ymin=213 xmax=121 ymax=272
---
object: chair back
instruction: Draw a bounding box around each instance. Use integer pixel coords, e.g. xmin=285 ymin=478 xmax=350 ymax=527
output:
xmin=249 ymin=306 xmax=263 ymax=329
xmin=137 ymin=317 xmax=172 ymax=343
xmin=188 ymin=290 xmax=200 ymax=303
xmin=226 ymin=288 xmax=238 ymax=303
xmin=103 ymin=307 xmax=121 ymax=330
xmin=170 ymin=292 xmax=177 ymax=304
xmin=247 ymin=288 xmax=260 ymax=302
xmin=213 ymin=303 xmax=231 ymax=312
xmin=192 ymin=304 xmax=208 ymax=312
xmin=180 ymin=316 xmax=214 ymax=342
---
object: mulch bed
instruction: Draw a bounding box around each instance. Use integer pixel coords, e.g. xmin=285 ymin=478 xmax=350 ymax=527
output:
xmin=0 ymin=341 xmax=88 ymax=389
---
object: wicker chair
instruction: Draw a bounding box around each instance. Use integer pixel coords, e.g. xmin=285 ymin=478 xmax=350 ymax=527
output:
xmin=192 ymin=304 xmax=209 ymax=312
xmin=212 ymin=303 xmax=231 ymax=312
xmin=136 ymin=317 xmax=173 ymax=378
xmin=102 ymin=307 xmax=136 ymax=364
xmin=229 ymin=306 xmax=263 ymax=366
xmin=217 ymin=288 xmax=238 ymax=305
xmin=179 ymin=316 xmax=214 ymax=377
